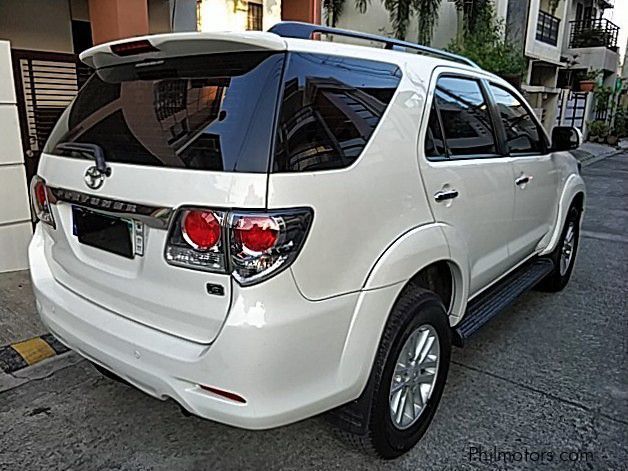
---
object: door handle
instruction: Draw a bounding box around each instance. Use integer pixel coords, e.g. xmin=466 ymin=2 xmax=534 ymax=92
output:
xmin=434 ymin=189 xmax=459 ymax=202
xmin=515 ymin=175 xmax=533 ymax=186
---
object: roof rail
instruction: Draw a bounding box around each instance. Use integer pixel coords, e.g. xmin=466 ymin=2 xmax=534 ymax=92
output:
xmin=268 ymin=21 xmax=479 ymax=69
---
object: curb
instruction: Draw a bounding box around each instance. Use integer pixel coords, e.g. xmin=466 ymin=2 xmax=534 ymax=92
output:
xmin=0 ymin=334 xmax=69 ymax=375
xmin=580 ymin=150 xmax=623 ymax=168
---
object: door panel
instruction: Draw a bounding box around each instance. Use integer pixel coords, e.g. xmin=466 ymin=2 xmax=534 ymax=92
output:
xmin=421 ymin=74 xmax=516 ymax=296
xmin=424 ymin=159 xmax=515 ymax=295
xmin=486 ymin=83 xmax=559 ymax=262
xmin=510 ymin=155 xmax=559 ymax=261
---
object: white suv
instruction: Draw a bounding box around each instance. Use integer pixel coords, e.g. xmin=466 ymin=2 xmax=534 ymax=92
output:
xmin=29 ymin=23 xmax=585 ymax=458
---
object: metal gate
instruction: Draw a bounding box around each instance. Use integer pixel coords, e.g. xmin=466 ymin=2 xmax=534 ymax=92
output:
xmin=11 ymin=49 xmax=91 ymax=184
xmin=555 ymin=90 xmax=589 ymax=131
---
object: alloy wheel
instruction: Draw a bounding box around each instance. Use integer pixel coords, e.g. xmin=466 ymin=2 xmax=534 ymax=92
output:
xmin=389 ymin=324 xmax=440 ymax=430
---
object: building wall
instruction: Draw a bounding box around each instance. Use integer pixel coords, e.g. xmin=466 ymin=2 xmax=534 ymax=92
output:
xmin=332 ymin=0 xmax=510 ymax=48
xmin=0 ymin=41 xmax=32 ymax=273
xmin=524 ymin=0 xmax=569 ymax=65
xmin=197 ymin=0 xmax=281 ymax=32
xmin=149 ymin=0 xmax=173 ymax=34
xmin=0 ymin=0 xmax=77 ymax=53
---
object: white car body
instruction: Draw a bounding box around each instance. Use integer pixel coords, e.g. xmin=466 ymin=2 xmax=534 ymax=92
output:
xmin=29 ymin=29 xmax=585 ymax=430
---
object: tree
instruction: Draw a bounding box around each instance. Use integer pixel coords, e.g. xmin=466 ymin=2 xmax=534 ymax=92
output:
xmin=414 ymin=0 xmax=442 ymax=45
xmin=323 ymin=0 xmax=442 ymax=45
xmin=323 ymin=0 xmax=345 ymax=27
xmin=324 ymin=0 xmax=370 ymax=26
xmin=382 ymin=0 xmax=442 ymax=42
xmin=447 ymin=1 xmax=525 ymax=79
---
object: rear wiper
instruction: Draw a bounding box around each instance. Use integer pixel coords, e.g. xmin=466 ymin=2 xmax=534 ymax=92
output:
xmin=55 ymin=142 xmax=112 ymax=176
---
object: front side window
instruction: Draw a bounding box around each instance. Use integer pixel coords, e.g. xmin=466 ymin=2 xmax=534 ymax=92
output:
xmin=489 ymin=84 xmax=544 ymax=155
xmin=273 ymin=53 xmax=402 ymax=172
xmin=432 ymin=76 xmax=497 ymax=157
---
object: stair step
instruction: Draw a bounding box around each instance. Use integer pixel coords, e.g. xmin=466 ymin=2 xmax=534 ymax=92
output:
xmin=453 ymin=258 xmax=554 ymax=347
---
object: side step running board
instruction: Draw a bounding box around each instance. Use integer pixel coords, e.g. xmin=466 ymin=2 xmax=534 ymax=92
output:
xmin=453 ymin=258 xmax=554 ymax=347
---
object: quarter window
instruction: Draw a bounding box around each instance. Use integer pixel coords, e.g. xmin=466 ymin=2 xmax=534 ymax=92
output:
xmin=489 ymin=84 xmax=544 ymax=155
xmin=424 ymin=104 xmax=446 ymax=158
xmin=430 ymin=76 xmax=497 ymax=158
xmin=273 ymin=53 xmax=402 ymax=172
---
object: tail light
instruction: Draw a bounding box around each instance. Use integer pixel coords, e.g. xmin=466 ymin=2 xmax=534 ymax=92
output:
xmin=29 ymin=176 xmax=56 ymax=228
xmin=165 ymin=207 xmax=312 ymax=286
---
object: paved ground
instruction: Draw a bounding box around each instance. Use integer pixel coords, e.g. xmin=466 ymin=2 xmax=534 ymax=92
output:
xmin=0 ymin=153 xmax=626 ymax=470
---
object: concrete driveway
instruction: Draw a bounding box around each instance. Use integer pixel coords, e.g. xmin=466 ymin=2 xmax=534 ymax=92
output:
xmin=0 ymin=153 xmax=626 ymax=470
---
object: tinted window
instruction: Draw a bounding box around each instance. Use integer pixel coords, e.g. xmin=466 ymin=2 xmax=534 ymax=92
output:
xmin=46 ymin=52 xmax=284 ymax=173
xmin=434 ymin=77 xmax=497 ymax=157
xmin=489 ymin=84 xmax=544 ymax=154
xmin=273 ymin=53 xmax=401 ymax=172
xmin=424 ymin=104 xmax=446 ymax=159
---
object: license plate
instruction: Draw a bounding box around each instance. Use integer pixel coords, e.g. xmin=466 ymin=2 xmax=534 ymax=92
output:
xmin=72 ymin=206 xmax=135 ymax=258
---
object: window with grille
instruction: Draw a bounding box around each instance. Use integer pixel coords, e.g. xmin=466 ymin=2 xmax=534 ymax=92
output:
xmin=247 ymin=2 xmax=263 ymax=31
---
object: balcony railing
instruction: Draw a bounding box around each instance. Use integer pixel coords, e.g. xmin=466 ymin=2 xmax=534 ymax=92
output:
xmin=536 ymin=10 xmax=561 ymax=46
xmin=569 ymin=18 xmax=620 ymax=50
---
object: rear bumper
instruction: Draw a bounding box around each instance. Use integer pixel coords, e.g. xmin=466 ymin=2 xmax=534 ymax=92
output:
xmin=29 ymin=225 xmax=367 ymax=429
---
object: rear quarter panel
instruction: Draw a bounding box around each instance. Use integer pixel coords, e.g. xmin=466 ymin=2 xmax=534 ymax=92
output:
xmin=268 ymin=63 xmax=435 ymax=300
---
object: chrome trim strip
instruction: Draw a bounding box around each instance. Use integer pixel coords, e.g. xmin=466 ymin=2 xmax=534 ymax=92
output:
xmin=49 ymin=187 xmax=173 ymax=229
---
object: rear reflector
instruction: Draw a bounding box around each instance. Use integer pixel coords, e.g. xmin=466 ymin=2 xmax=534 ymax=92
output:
xmin=110 ymin=39 xmax=159 ymax=56
xmin=200 ymin=385 xmax=247 ymax=404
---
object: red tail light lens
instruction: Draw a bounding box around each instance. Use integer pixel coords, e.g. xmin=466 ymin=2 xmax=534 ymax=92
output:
xmin=181 ymin=210 xmax=221 ymax=251
xmin=234 ymin=216 xmax=279 ymax=253
xmin=165 ymin=207 xmax=312 ymax=285
xmin=34 ymin=181 xmax=47 ymax=207
xmin=29 ymin=176 xmax=56 ymax=228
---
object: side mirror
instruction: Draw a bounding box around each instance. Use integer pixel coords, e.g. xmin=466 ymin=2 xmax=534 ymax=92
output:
xmin=551 ymin=126 xmax=581 ymax=151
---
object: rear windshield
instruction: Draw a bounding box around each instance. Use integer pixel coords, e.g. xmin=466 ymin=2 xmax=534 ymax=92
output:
xmin=46 ymin=51 xmax=401 ymax=174
xmin=46 ymin=51 xmax=284 ymax=173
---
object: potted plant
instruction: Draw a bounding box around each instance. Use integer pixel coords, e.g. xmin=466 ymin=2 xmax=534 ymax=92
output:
xmin=587 ymin=120 xmax=599 ymax=142
xmin=598 ymin=121 xmax=610 ymax=142
xmin=594 ymin=85 xmax=612 ymax=115
xmin=579 ymin=69 xmax=600 ymax=92
xmin=587 ymin=120 xmax=609 ymax=142
xmin=608 ymin=107 xmax=628 ymax=145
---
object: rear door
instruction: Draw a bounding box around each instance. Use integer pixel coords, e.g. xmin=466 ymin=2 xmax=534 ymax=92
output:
xmin=486 ymin=83 xmax=559 ymax=263
xmin=420 ymin=72 xmax=516 ymax=295
xmin=37 ymin=42 xmax=285 ymax=343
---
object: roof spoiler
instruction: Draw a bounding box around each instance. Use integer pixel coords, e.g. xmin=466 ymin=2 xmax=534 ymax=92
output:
xmin=79 ymin=31 xmax=287 ymax=69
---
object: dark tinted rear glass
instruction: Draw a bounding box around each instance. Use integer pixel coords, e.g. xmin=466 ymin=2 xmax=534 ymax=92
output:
xmin=46 ymin=52 xmax=284 ymax=173
xmin=273 ymin=53 xmax=401 ymax=172
xmin=434 ymin=76 xmax=497 ymax=157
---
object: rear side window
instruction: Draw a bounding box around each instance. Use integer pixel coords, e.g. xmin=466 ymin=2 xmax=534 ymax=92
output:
xmin=429 ymin=76 xmax=497 ymax=158
xmin=272 ymin=54 xmax=402 ymax=172
xmin=46 ymin=52 xmax=284 ymax=173
xmin=489 ymin=84 xmax=545 ymax=155
xmin=424 ymin=104 xmax=446 ymax=159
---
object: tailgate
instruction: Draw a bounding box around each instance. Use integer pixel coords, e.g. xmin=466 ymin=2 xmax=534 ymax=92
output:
xmin=35 ymin=44 xmax=285 ymax=343
xmin=39 ymin=156 xmax=267 ymax=343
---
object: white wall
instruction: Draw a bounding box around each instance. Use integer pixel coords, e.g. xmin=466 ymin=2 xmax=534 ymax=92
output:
xmin=525 ymin=0 xmax=569 ymax=64
xmin=0 ymin=0 xmax=73 ymax=53
xmin=0 ymin=41 xmax=33 ymax=273
xmin=333 ymin=0 xmax=510 ymax=48
xmin=198 ymin=0 xmax=281 ymax=32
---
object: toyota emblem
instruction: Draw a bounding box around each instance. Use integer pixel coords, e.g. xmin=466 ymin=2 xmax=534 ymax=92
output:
xmin=84 ymin=166 xmax=106 ymax=190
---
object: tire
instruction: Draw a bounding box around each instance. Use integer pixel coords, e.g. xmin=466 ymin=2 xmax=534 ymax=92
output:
xmin=333 ymin=285 xmax=451 ymax=459
xmin=539 ymin=205 xmax=581 ymax=292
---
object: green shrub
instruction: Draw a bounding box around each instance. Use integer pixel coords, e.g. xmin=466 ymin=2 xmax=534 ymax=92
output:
xmin=446 ymin=1 xmax=525 ymax=78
